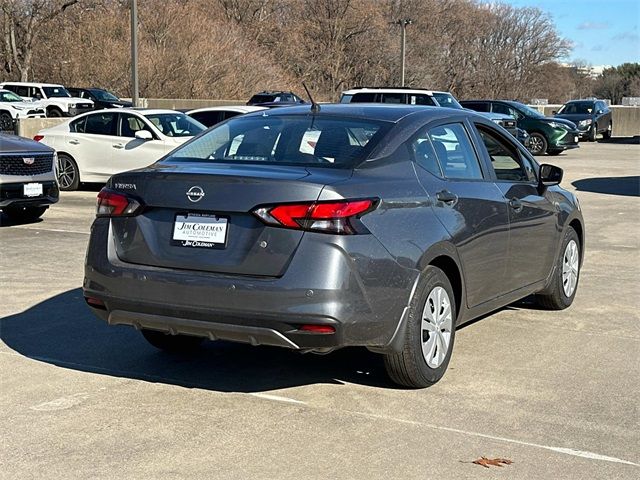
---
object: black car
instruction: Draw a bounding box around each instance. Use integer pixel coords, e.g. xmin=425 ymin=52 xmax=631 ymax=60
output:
xmin=67 ymin=88 xmax=133 ymax=110
xmin=247 ymin=91 xmax=307 ymax=107
xmin=83 ymin=104 xmax=584 ymax=388
xmin=462 ymin=100 xmax=580 ymax=156
xmin=554 ymin=99 xmax=612 ymax=141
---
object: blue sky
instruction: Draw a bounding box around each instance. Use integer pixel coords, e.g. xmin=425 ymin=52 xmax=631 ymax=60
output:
xmin=500 ymin=0 xmax=639 ymax=66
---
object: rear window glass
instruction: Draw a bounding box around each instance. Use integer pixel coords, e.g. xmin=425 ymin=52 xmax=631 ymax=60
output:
xmin=249 ymin=94 xmax=276 ymax=103
xmin=165 ymin=114 xmax=390 ymax=168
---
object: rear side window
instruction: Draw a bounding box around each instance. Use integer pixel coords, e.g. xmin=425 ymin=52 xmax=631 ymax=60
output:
xmin=409 ymin=94 xmax=436 ymax=106
xmin=476 ymin=125 xmax=535 ymax=182
xmin=411 ymin=133 xmax=443 ymax=177
xmin=462 ymin=102 xmax=490 ymax=112
xmin=350 ymin=92 xmax=377 ymax=103
xmin=428 ymin=123 xmax=483 ymax=180
xmin=381 ymin=93 xmax=405 ymax=104
xmin=84 ymin=112 xmax=117 ymax=135
xmin=166 ymin=115 xmax=390 ymax=168
xmin=70 ymin=116 xmax=86 ymax=133
xmin=190 ymin=111 xmax=224 ymax=128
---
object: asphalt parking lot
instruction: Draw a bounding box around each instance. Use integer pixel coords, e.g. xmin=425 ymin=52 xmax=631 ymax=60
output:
xmin=1 ymin=140 xmax=639 ymax=479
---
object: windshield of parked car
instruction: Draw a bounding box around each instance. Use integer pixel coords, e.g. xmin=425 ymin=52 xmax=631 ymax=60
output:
xmin=0 ymin=90 xmax=23 ymax=102
xmin=558 ymin=102 xmax=595 ymax=115
xmin=432 ymin=93 xmax=463 ymax=109
xmin=91 ymin=89 xmax=120 ymax=101
xmin=513 ymin=102 xmax=545 ymax=118
xmin=42 ymin=86 xmax=71 ymax=98
xmin=143 ymin=113 xmax=205 ymax=137
xmin=164 ymin=114 xmax=390 ymax=168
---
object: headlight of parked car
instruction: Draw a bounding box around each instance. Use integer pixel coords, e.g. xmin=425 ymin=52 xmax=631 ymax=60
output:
xmin=548 ymin=121 xmax=569 ymax=130
xmin=12 ymin=105 xmax=25 ymax=110
xmin=578 ymin=119 xmax=593 ymax=127
xmin=69 ymin=103 xmax=77 ymax=108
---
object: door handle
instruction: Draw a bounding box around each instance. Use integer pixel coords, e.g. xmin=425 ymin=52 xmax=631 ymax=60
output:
xmin=113 ymin=143 xmax=124 ymax=149
xmin=509 ymin=198 xmax=524 ymax=212
xmin=436 ymin=190 xmax=458 ymax=205
xmin=68 ymin=139 xmax=79 ymax=145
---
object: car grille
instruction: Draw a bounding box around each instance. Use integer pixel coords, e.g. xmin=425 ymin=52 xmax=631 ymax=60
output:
xmin=77 ymin=104 xmax=92 ymax=109
xmin=0 ymin=153 xmax=54 ymax=176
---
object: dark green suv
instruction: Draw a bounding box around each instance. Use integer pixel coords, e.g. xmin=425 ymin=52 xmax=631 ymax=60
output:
xmin=461 ymin=100 xmax=580 ymax=155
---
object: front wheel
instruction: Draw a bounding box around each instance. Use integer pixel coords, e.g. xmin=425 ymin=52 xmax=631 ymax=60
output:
xmin=588 ymin=124 xmax=597 ymax=142
xmin=47 ymin=108 xmax=63 ymax=117
xmin=603 ymin=122 xmax=612 ymax=139
xmin=141 ymin=329 xmax=204 ymax=353
xmin=3 ymin=205 xmax=47 ymax=223
xmin=384 ymin=266 xmax=456 ymax=388
xmin=536 ymin=227 xmax=581 ymax=310
xmin=528 ymin=133 xmax=548 ymax=155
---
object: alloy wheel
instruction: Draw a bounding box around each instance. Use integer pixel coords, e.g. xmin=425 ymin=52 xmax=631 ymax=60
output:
xmin=529 ymin=135 xmax=544 ymax=154
xmin=562 ymin=240 xmax=579 ymax=297
xmin=421 ymin=286 xmax=453 ymax=368
xmin=57 ymin=156 xmax=76 ymax=189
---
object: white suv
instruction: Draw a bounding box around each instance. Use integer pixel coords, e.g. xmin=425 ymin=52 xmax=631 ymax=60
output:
xmin=0 ymin=89 xmax=46 ymax=122
xmin=0 ymin=133 xmax=59 ymax=222
xmin=0 ymin=82 xmax=93 ymax=117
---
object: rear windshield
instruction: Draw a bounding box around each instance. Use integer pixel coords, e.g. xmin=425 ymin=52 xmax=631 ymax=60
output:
xmin=164 ymin=114 xmax=390 ymax=168
xmin=249 ymin=94 xmax=276 ymax=103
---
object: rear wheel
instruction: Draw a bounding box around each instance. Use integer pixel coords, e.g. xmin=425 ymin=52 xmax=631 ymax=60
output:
xmin=536 ymin=227 xmax=580 ymax=310
xmin=141 ymin=329 xmax=204 ymax=353
xmin=57 ymin=153 xmax=80 ymax=191
xmin=3 ymin=205 xmax=47 ymax=223
xmin=384 ymin=266 xmax=456 ymax=388
xmin=603 ymin=122 xmax=612 ymax=139
xmin=528 ymin=133 xmax=547 ymax=155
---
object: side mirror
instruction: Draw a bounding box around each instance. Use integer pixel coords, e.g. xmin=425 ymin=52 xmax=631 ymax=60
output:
xmin=552 ymin=110 xmax=557 ymax=115
xmin=134 ymin=130 xmax=153 ymax=141
xmin=539 ymin=163 xmax=563 ymax=187
xmin=597 ymin=110 xmax=604 ymax=114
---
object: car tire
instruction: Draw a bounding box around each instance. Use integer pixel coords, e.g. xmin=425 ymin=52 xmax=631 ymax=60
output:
xmin=528 ymin=133 xmax=547 ymax=155
xmin=384 ymin=266 xmax=456 ymax=388
xmin=47 ymin=108 xmax=63 ymax=117
xmin=57 ymin=153 xmax=80 ymax=191
xmin=0 ymin=111 xmax=12 ymax=122
xmin=588 ymin=124 xmax=597 ymax=142
xmin=603 ymin=122 xmax=612 ymax=139
xmin=3 ymin=205 xmax=47 ymax=223
xmin=141 ymin=329 xmax=204 ymax=353
xmin=536 ymin=227 xmax=581 ymax=310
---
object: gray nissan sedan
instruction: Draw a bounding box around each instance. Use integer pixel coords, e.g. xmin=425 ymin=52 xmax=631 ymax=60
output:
xmin=83 ymin=104 xmax=584 ymax=388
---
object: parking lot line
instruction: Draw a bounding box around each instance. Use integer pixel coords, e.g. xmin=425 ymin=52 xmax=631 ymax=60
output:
xmin=7 ymin=226 xmax=90 ymax=235
xmin=345 ymin=410 xmax=639 ymax=467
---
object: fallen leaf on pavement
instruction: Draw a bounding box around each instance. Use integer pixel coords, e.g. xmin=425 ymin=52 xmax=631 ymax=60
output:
xmin=471 ymin=457 xmax=513 ymax=468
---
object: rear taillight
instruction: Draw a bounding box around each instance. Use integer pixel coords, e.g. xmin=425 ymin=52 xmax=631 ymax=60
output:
xmin=253 ymin=199 xmax=376 ymax=234
xmin=96 ymin=188 xmax=142 ymax=217
xmin=33 ymin=135 xmax=44 ymax=142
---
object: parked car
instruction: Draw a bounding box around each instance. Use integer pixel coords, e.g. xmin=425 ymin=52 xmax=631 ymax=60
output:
xmin=34 ymin=108 xmax=206 ymax=190
xmin=186 ymin=105 xmax=267 ymax=128
xmin=553 ymin=99 xmax=612 ymax=141
xmin=339 ymin=87 xmax=528 ymax=146
xmin=0 ymin=82 xmax=93 ymax=117
xmin=83 ymin=104 xmax=584 ymax=388
xmin=0 ymin=133 xmax=59 ymax=222
xmin=247 ymin=91 xmax=307 ymax=107
xmin=461 ymin=100 xmax=579 ymax=155
xmin=0 ymin=89 xmax=46 ymax=124
xmin=67 ymin=87 xmax=133 ymax=110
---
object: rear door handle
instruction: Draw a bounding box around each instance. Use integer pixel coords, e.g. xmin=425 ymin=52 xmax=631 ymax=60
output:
xmin=509 ymin=198 xmax=523 ymax=212
xmin=113 ymin=143 xmax=124 ymax=149
xmin=436 ymin=190 xmax=458 ymax=205
xmin=68 ymin=139 xmax=79 ymax=145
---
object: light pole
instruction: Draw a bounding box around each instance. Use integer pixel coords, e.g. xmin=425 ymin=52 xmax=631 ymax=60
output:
xmin=395 ymin=19 xmax=412 ymax=87
xmin=130 ymin=0 xmax=139 ymax=107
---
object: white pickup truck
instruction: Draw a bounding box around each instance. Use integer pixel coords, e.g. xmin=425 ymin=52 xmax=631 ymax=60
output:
xmin=0 ymin=82 xmax=93 ymax=117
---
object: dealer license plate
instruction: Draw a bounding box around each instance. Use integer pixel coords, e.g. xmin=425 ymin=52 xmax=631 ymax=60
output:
xmin=172 ymin=213 xmax=228 ymax=248
xmin=23 ymin=183 xmax=43 ymax=197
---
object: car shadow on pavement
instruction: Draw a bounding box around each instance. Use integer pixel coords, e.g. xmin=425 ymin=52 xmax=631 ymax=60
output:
xmin=0 ymin=288 xmax=398 ymax=392
xmin=0 ymin=211 xmax=44 ymax=227
xmin=572 ymin=176 xmax=639 ymax=197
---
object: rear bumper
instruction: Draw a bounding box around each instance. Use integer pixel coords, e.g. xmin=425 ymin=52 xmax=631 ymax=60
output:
xmin=0 ymin=181 xmax=59 ymax=208
xmin=84 ymin=219 xmax=418 ymax=352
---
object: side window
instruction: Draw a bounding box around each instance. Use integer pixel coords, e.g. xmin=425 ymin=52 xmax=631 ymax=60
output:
xmin=119 ymin=113 xmax=150 ymax=137
xmin=410 ymin=94 xmax=436 ymax=106
xmin=428 ymin=123 xmax=483 ymax=180
xmin=492 ymin=103 xmax=511 ymax=116
xmin=463 ymin=102 xmax=490 ymax=112
xmin=33 ymin=87 xmax=44 ymax=99
xmin=222 ymin=111 xmax=242 ymax=121
xmin=411 ymin=132 xmax=443 ymax=177
xmin=476 ymin=125 xmax=535 ymax=182
xmin=190 ymin=111 xmax=223 ymax=127
xmin=15 ymin=86 xmax=29 ymax=97
xmin=351 ymin=92 xmax=376 ymax=103
xmin=70 ymin=116 xmax=87 ymax=133
xmin=84 ymin=112 xmax=117 ymax=135
xmin=381 ymin=93 xmax=405 ymax=104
